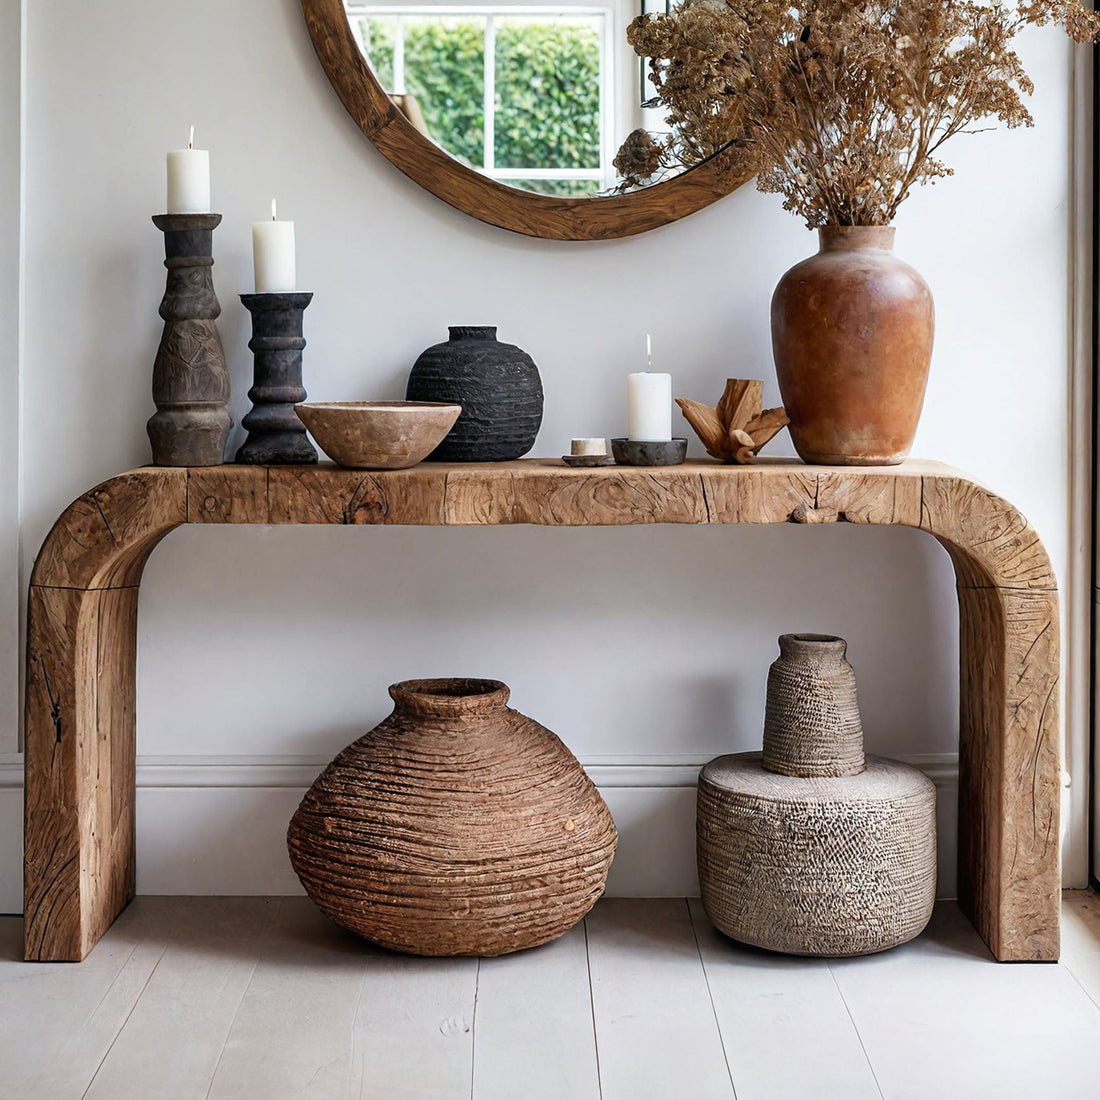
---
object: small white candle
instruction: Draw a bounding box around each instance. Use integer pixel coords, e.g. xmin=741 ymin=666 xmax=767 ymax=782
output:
xmin=166 ymin=126 xmax=210 ymax=214
xmin=627 ymin=335 xmax=672 ymax=441
xmin=571 ymin=438 xmax=607 ymax=456
xmin=252 ymin=199 xmax=296 ymax=294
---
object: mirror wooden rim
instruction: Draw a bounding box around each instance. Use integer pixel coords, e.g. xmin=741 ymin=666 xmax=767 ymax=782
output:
xmin=301 ymin=0 xmax=748 ymax=240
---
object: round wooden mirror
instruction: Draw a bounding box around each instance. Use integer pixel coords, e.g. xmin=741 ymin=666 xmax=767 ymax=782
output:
xmin=301 ymin=0 xmax=749 ymax=240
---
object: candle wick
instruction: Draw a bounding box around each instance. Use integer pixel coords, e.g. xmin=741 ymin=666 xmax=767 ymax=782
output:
xmin=188 ymin=124 xmax=194 ymax=151
xmin=271 ymin=199 xmax=277 ymax=221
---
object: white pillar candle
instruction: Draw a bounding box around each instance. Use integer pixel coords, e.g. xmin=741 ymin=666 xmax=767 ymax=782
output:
xmin=627 ymin=373 xmax=672 ymax=441
xmin=571 ymin=438 xmax=607 ymax=456
xmin=166 ymin=127 xmax=210 ymax=214
xmin=252 ymin=199 xmax=296 ymax=294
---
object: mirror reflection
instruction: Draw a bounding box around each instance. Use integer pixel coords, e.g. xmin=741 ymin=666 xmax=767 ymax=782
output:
xmin=345 ymin=0 xmax=687 ymax=195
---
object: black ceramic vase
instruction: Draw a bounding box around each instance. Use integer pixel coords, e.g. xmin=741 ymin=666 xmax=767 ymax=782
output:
xmin=406 ymin=326 xmax=543 ymax=461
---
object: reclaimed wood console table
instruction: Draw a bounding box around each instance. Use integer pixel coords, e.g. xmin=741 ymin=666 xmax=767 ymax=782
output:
xmin=23 ymin=460 xmax=1060 ymax=962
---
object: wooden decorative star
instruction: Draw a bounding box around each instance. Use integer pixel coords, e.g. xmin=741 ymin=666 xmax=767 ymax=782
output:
xmin=676 ymin=378 xmax=789 ymax=464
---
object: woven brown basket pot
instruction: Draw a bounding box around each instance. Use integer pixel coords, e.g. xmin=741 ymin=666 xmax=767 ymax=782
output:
xmin=697 ymin=634 xmax=937 ymax=957
xmin=287 ymin=678 xmax=617 ymax=957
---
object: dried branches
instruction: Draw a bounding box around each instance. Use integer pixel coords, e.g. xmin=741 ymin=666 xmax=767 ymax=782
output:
xmin=616 ymin=0 xmax=1100 ymax=225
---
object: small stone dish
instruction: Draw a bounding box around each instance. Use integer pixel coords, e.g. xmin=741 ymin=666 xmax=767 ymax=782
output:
xmin=294 ymin=401 xmax=462 ymax=469
xmin=611 ymin=438 xmax=689 ymax=466
xmin=562 ymin=454 xmax=615 ymax=468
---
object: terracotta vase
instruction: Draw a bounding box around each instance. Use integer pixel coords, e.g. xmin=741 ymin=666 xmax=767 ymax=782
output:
xmin=287 ymin=678 xmax=617 ymax=957
xmin=771 ymin=226 xmax=934 ymax=466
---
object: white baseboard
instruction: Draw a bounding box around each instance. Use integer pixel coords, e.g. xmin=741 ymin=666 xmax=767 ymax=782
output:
xmin=0 ymin=777 xmax=20 ymax=914
xmin=0 ymin=753 xmax=959 ymax=913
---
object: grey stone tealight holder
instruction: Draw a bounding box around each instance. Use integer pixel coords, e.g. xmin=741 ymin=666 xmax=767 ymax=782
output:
xmin=235 ymin=292 xmax=318 ymax=465
xmin=147 ymin=213 xmax=233 ymax=467
xmin=611 ymin=438 xmax=688 ymax=466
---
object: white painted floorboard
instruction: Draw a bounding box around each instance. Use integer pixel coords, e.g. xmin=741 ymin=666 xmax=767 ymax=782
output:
xmin=84 ymin=898 xmax=280 ymax=1100
xmin=688 ymin=898 xmax=882 ymax=1100
xmin=586 ymin=898 xmax=734 ymax=1100
xmin=1062 ymin=889 xmax=1100 ymax=1011
xmin=0 ymin=895 xmax=1099 ymax=1099
xmin=831 ymin=902 xmax=1100 ymax=1100
xmin=205 ymin=900 xmax=368 ymax=1100
xmin=471 ymin=925 xmax=599 ymax=1100
xmin=351 ymin=944 xmax=478 ymax=1099
xmin=0 ymin=903 xmax=166 ymax=1099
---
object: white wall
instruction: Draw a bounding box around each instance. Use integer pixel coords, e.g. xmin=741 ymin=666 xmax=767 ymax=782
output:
xmin=0 ymin=0 xmax=23 ymax=914
xmin=0 ymin=0 xmax=21 ymax=764
xmin=0 ymin=0 xmax=1085 ymax=907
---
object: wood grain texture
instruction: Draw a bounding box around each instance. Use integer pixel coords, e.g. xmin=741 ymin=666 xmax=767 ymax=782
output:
xmin=24 ymin=459 xmax=1060 ymax=961
xmin=958 ymin=585 xmax=1061 ymax=961
xmin=921 ymin=475 xmax=1057 ymax=590
xmin=188 ymin=466 xmax=268 ymax=524
xmin=701 ymin=465 xmax=818 ymax=524
xmin=299 ymin=0 xmax=749 ymax=240
xmin=268 ymin=465 xmax=448 ymax=525
xmin=24 ymin=587 xmax=139 ymax=961
xmin=31 ymin=469 xmax=186 ymax=590
xmin=445 ymin=464 xmax=710 ymax=525
xmin=24 ymin=587 xmax=84 ymax=960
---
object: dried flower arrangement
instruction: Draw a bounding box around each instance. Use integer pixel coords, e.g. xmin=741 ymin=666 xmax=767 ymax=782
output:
xmin=615 ymin=0 xmax=1100 ymax=225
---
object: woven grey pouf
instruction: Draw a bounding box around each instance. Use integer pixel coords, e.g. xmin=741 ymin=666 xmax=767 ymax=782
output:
xmin=697 ymin=634 xmax=937 ymax=957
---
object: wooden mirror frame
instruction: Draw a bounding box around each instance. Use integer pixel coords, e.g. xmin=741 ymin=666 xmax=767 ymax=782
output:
xmin=301 ymin=0 xmax=750 ymax=240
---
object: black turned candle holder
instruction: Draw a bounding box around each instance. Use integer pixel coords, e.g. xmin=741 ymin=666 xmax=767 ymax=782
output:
xmin=235 ymin=292 xmax=318 ymax=465
xmin=147 ymin=213 xmax=233 ymax=467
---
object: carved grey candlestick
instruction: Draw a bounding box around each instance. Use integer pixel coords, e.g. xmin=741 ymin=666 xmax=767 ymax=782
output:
xmin=147 ymin=213 xmax=233 ymax=466
xmin=235 ymin=292 xmax=318 ymax=465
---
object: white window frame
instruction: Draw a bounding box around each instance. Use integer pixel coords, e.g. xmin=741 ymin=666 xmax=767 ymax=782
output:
xmin=347 ymin=1 xmax=618 ymax=191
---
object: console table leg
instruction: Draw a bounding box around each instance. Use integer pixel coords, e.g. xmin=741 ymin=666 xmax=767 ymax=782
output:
xmin=956 ymin=583 xmax=1061 ymax=961
xmin=24 ymin=585 xmax=138 ymax=961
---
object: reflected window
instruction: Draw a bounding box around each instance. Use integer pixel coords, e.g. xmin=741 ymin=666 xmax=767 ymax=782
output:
xmin=347 ymin=2 xmax=615 ymax=194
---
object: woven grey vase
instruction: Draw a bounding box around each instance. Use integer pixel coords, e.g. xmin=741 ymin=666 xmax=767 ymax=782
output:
xmin=697 ymin=633 xmax=937 ymax=957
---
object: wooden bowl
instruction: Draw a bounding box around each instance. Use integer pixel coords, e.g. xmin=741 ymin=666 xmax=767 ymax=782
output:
xmin=294 ymin=401 xmax=462 ymax=469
